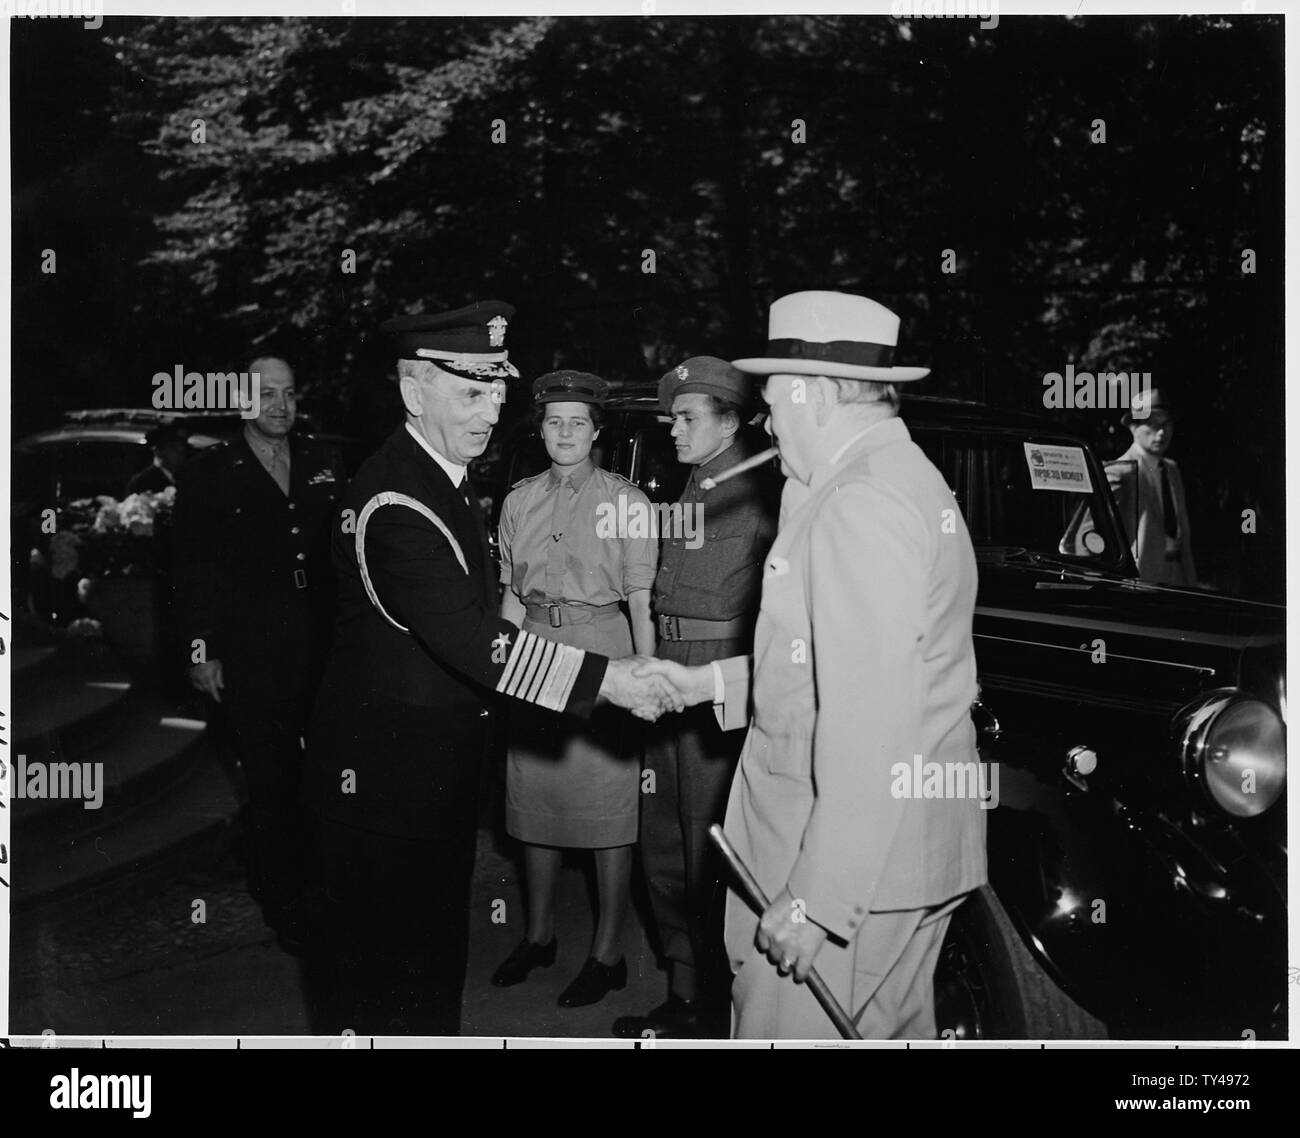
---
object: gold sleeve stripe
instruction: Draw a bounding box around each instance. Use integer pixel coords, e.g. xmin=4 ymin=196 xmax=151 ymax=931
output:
xmin=497 ymin=631 xmax=530 ymax=695
xmin=535 ymin=641 xmax=583 ymax=712
xmin=503 ymin=634 xmax=539 ymax=698
xmin=511 ymin=633 xmax=546 ymax=699
xmin=495 ymin=629 xmax=584 ymax=711
xmin=522 ymin=638 xmax=557 ymax=704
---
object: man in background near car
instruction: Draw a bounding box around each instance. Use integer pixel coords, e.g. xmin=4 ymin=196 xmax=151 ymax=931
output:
xmin=1106 ymin=388 xmax=1198 ymax=586
xmin=172 ymin=356 xmax=347 ymax=952
xmin=612 ymin=357 xmax=778 ymax=1039
xmin=128 ymin=422 xmax=189 ymax=494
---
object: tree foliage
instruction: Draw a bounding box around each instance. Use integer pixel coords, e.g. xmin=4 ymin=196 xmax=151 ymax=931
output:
xmin=13 ymin=13 xmax=1284 ymax=595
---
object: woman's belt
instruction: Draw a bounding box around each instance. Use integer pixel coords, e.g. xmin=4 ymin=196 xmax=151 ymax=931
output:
xmin=525 ymin=600 xmax=623 ymax=628
xmin=656 ymin=614 xmax=749 ymax=642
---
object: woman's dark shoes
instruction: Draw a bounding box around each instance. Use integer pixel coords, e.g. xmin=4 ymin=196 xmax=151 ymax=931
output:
xmin=557 ymin=957 xmax=627 ymax=1008
xmin=491 ymin=937 xmax=557 ymax=987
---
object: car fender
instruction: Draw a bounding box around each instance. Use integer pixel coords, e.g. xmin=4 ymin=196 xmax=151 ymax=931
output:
xmin=982 ymin=744 xmax=1270 ymax=1034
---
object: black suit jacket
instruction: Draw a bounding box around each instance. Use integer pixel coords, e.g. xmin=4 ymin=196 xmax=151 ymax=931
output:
xmin=302 ymin=425 xmax=607 ymax=839
xmin=172 ymin=431 xmax=346 ymax=702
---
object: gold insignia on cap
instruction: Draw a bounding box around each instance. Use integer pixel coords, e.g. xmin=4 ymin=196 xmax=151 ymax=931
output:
xmin=488 ymin=315 xmax=508 ymax=347
xmin=676 ymin=365 xmax=688 ymax=381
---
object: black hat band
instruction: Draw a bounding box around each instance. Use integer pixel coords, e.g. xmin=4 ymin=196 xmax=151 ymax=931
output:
xmin=766 ymin=338 xmax=895 ymax=368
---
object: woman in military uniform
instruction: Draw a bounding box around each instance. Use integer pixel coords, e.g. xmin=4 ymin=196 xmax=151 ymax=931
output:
xmin=490 ymin=371 xmax=658 ymax=1007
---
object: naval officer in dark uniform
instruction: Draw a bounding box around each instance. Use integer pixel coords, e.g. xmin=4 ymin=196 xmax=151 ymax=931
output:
xmin=301 ymin=302 xmax=678 ymax=1036
xmin=172 ymin=356 xmax=346 ymax=946
xmin=614 ymin=357 xmax=779 ymax=1038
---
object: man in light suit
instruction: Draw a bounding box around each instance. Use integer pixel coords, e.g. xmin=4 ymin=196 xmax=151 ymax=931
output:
xmin=1106 ymin=388 xmax=1197 ymax=586
xmin=640 ymin=291 xmax=988 ymax=1039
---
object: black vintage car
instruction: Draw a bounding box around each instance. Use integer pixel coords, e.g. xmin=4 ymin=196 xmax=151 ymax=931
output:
xmin=13 ymin=408 xmax=365 ymax=505
xmin=486 ymin=391 xmax=1286 ymax=1041
xmin=12 ymin=408 xmax=365 ymax=624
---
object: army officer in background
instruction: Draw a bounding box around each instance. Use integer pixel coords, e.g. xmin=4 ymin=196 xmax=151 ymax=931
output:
xmin=173 ymin=356 xmax=346 ymax=950
xmin=491 ymin=371 xmax=659 ymax=1008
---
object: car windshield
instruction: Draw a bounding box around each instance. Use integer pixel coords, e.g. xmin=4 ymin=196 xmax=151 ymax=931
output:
xmin=912 ymin=427 xmax=1129 ymax=572
xmin=52 ymin=439 xmax=153 ymax=502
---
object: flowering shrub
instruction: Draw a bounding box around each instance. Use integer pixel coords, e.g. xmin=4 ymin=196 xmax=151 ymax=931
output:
xmin=66 ymin=617 xmax=105 ymax=639
xmin=51 ymin=488 xmax=175 ymax=579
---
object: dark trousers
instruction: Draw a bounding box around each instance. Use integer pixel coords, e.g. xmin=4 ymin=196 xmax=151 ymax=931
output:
xmin=640 ymin=636 xmax=747 ymax=1003
xmin=306 ymin=814 xmax=477 ymax=1036
xmin=224 ymin=691 xmax=314 ymax=928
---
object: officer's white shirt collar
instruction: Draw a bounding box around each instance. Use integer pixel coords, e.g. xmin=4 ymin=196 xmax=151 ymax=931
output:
xmin=405 ymin=422 xmax=468 ymax=487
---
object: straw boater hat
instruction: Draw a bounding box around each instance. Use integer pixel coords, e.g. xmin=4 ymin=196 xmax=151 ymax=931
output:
xmin=732 ymin=290 xmax=930 ymax=383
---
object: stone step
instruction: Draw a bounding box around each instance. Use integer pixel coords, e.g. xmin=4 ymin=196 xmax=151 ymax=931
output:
xmin=9 ymin=643 xmax=61 ymax=693
xmin=9 ymin=749 xmax=239 ymax=912
xmin=11 ymin=698 xmax=209 ymax=836
xmin=12 ymin=657 xmax=136 ymax=763
xmin=8 ymin=609 xmax=67 ymax=691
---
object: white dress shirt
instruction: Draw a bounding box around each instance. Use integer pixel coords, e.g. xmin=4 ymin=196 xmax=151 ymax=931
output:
xmin=405 ymin=422 xmax=468 ymax=489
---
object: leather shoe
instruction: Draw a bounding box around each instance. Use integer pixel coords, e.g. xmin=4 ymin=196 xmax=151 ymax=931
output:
xmin=557 ymin=957 xmax=627 ymax=1008
xmin=491 ymin=937 xmax=557 ymax=987
xmin=611 ymin=995 xmax=726 ymax=1039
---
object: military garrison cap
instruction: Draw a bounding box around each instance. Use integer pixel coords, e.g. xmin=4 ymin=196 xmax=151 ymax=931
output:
xmin=658 ymin=356 xmax=749 ymax=413
xmin=381 ymin=300 xmax=519 ymax=381
xmin=532 ymin=370 xmax=609 ymax=405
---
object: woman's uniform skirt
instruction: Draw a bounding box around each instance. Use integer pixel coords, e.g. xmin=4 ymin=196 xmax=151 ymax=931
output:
xmin=505 ymin=605 xmax=638 ymax=848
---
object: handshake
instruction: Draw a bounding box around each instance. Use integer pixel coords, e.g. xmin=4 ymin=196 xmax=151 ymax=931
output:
xmin=599 ymin=655 xmax=715 ymax=722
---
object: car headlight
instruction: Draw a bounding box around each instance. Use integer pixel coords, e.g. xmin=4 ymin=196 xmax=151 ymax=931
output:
xmin=1177 ymin=691 xmax=1286 ymax=818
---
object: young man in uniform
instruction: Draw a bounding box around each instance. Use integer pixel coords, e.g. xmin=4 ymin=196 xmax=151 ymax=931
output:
xmin=613 ymin=357 xmax=777 ymax=1038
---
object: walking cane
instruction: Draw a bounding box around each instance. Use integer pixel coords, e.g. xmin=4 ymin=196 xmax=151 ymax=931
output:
xmin=709 ymin=824 xmax=862 ymax=1040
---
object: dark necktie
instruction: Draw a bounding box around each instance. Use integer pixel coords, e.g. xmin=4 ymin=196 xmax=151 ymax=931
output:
xmin=1159 ymin=461 xmax=1178 ymax=538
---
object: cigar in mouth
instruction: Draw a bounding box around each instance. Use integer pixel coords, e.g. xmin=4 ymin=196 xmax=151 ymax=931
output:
xmin=700 ymin=447 xmax=779 ymax=491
